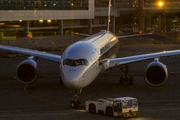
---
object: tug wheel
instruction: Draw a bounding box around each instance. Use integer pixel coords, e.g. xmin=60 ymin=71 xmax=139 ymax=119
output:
xmin=106 ymin=107 xmax=113 ymax=116
xmin=89 ymin=103 xmax=96 ymax=113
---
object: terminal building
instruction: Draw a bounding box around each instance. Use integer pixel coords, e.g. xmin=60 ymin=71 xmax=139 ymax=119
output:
xmin=0 ymin=0 xmax=180 ymax=37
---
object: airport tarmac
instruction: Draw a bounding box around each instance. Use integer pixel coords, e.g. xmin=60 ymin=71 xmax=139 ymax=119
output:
xmin=0 ymin=44 xmax=180 ymax=120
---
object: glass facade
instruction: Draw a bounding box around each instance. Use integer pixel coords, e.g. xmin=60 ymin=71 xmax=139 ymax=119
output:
xmin=0 ymin=0 xmax=88 ymax=10
xmin=95 ymin=0 xmax=138 ymax=8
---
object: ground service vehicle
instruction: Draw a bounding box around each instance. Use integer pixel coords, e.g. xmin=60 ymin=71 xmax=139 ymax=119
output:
xmin=86 ymin=97 xmax=139 ymax=117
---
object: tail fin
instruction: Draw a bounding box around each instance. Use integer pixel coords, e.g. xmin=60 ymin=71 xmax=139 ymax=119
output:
xmin=107 ymin=0 xmax=111 ymax=32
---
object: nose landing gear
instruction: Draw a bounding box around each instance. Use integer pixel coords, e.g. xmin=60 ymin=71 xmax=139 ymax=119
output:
xmin=70 ymin=89 xmax=82 ymax=108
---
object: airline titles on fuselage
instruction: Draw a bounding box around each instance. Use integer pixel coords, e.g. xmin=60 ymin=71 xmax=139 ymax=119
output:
xmin=100 ymin=43 xmax=111 ymax=55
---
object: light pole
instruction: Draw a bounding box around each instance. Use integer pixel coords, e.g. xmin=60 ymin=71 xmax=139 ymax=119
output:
xmin=157 ymin=1 xmax=164 ymax=33
xmin=158 ymin=2 xmax=163 ymax=7
xmin=174 ymin=23 xmax=177 ymax=42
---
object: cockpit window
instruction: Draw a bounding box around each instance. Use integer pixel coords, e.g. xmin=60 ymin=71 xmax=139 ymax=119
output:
xmin=63 ymin=59 xmax=89 ymax=66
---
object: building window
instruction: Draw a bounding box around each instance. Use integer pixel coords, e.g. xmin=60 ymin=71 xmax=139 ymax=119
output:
xmin=0 ymin=0 xmax=89 ymax=10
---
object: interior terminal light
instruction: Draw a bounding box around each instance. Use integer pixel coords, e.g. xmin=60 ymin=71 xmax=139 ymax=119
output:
xmin=0 ymin=23 xmax=5 ymax=25
xmin=47 ymin=20 xmax=51 ymax=23
xmin=39 ymin=19 xmax=43 ymax=23
xmin=71 ymin=3 xmax=74 ymax=6
xmin=27 ymin=35 xmax=32 ymax=38
xmin=19 ymin=20 xmax=22 ymax=22
xmin=12 ymin=25 xmax=21 ymax=27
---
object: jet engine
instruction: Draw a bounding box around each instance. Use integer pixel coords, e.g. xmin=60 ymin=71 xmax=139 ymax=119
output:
xmin=145 ymin=58 xmax=168 ymax=86
xmin=16 ymin=56 xmax=38 ymax=84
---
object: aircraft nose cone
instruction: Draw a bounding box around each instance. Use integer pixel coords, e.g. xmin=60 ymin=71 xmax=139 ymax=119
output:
xmin=62 ymin=68 xmax=83 ymax=89
xmin=64 ymin=76 xmax=81 ymax=89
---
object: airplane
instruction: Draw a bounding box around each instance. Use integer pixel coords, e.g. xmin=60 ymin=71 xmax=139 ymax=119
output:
xmin=1 ymin=0 xmax=180 ymax=108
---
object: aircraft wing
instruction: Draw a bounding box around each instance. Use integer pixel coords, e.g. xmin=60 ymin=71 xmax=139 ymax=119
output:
xmin=74 ymin=32 xmax=91 ymax=37
xmin=74 ymin=32 xmax=152 ymax=38
xmin=106 ymin=50 xmax=180 ymax=69
xmin=0 ymin=45 xmax=61 ymax=63
xmin=117 ymin=33 xmax=152 ymax=39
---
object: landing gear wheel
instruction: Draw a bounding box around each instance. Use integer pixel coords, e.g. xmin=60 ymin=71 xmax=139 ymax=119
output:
xmin=119 ymin=76 xmax=124 ymax=85
xmin=70 ymin=89 xmax=82 ymax=109
xmin=129 ymin=76 xmax=134 ymax=85
xmin=106 ymin=107 xmax=113 ymax=116
xmin=70 ymin=100 xmax=81 ymax=108
xmin=70 ymin=101 xmax=76 ymax=108
xmin=89 ymin=104 xmax=96 ymax=113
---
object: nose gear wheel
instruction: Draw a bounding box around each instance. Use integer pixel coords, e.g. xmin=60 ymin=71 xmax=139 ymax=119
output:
xmin=70 ymin=89 xmax=82 ymax=108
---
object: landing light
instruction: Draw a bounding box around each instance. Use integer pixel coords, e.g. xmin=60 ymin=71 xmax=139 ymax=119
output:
xmin=111 ymin=37 xmax=117 ymax=42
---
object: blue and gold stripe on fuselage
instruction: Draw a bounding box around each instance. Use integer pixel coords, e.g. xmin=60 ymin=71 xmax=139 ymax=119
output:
xmin=100 ymin=42 xmax=120 ymax=60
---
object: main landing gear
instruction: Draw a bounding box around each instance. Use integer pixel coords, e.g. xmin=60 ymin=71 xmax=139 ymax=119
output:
xmin=119 ymin=65 xmax=134 ymax=85
xmin=70 ymin=89 xmax=82 ymax=108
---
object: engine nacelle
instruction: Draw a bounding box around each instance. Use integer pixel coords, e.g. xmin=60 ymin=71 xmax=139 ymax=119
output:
xmin=145 ymin=59 xmax=168 ymax=86
xmin=16 ymin=56 xmax=38 ymax=84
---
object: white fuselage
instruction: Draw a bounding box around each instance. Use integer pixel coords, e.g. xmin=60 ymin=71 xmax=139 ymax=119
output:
xmin=60 ymin=30 xmax=119 ymax=89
